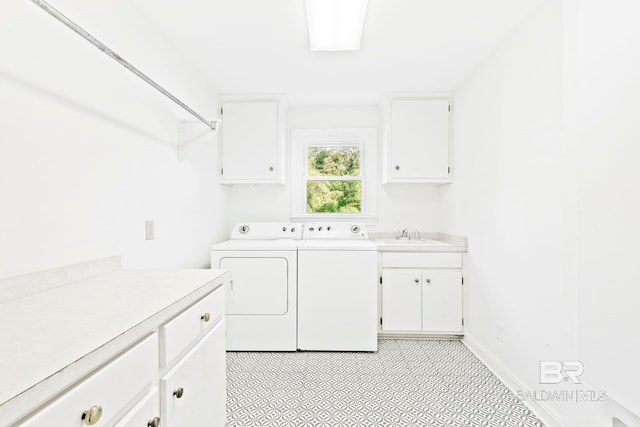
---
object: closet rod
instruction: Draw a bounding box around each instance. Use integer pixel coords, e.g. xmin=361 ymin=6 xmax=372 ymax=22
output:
xmin=31 ymin=0 xmax=217 ymax=131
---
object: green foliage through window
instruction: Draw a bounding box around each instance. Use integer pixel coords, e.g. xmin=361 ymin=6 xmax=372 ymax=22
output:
xmin=308 ymin=147 xmax=360 ymax=176
xmin=306 ymin=147 xmax=362 ymax=213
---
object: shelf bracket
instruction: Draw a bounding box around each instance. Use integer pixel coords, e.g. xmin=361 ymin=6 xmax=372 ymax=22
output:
xmin=177 ymin=119 xmax=220 ymax=161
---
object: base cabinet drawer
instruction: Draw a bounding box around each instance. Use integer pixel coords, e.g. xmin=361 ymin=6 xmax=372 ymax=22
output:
xmin=114 ymin=389 xmax=160 ymax=427
xmin=161 ymin=320 xmax=226 ymax=427
xmin=382 ymin=252 xmax=462 ymax=268
xmin=160 ymin=286 xmax=225 ymax=367
xmin=18 ymin=334 xmax=158 ymax=427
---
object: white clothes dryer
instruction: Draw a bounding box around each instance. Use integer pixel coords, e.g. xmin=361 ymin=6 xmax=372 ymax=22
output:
xmin=211 ymin=223 xmax=301 ymax=351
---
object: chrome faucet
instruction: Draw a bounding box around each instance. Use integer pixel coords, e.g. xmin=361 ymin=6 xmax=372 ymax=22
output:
xmin=396 ymin=228 xmax=410 ymax=239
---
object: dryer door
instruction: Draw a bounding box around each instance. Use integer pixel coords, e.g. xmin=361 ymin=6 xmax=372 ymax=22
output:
xmin=218 ymin=256 xmax=289 ymax=315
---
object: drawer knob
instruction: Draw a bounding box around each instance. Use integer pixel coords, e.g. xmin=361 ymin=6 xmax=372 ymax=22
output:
xmin=148 ymin=417 xmax=161 ymax=427
xmin=173 ymin=387 xmax=184 ymax=399
xmin=426 ymin=278 xmax=431 ymax=284
xmin=81 ymin=405 xmax=102 ymax=425
xmin=201 ymin=312 xmax=211 ymax=322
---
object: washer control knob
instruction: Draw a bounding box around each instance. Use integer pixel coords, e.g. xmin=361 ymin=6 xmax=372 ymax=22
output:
xmin=318 ymin=226 xmax=323 ymax=231
xmin=239 ymin=225 xmax=250 ymax=234
xmin=327 ymin=226 xmax=332 ymax=231
xmin=291 ymin=227 xmax=296 ymax=232
xmin=309 ymin=227 xmax=315 ymax=232
xmin=350 ymin=225 xmax=360 ymax=234
xmin=282 ymin=226 xmax=287 ymax=232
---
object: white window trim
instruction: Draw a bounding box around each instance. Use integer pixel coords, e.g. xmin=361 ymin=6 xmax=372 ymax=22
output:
xmin=291 ymin=128 xmax=378 ymax=222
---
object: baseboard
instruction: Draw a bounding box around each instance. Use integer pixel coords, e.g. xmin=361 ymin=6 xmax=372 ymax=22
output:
xmin=462 ymin=334 xmax=563 ymax=427
xmin=378 ymin=333 xmax=463 ymax=340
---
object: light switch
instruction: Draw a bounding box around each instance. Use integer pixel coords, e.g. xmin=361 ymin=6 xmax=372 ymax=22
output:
xmin=145 ymin=220 xmax=155 ymax=240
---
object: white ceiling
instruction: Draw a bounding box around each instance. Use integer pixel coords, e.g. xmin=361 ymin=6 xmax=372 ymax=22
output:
xmin=130 ymin=0 xmax=547 ymax=105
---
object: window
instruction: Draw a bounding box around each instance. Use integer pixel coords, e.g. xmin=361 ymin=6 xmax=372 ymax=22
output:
xmin=291 ymin=129 xmax=377 ymax=221
xmin=307 ymin=146 xmax=362 ymax=213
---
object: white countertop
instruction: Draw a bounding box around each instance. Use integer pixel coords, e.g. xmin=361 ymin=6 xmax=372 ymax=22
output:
xmin=0 ymin=268 xmax=227 ymax=424
xmin=373 ymin=233 xmax=468 ymax=253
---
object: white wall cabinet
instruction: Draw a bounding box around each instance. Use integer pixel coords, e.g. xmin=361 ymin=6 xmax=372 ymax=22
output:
xmin=219 ymin=97 xmax=286 ymax=184
xmin=381 ymin=253 xmax=463 ymax=334
xmin=383 ymin=97 xmax=452 ymax=184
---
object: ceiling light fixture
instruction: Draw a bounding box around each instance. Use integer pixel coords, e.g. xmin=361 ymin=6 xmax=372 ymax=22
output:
xmin=304 ymin=0 xmax=369 ymax=51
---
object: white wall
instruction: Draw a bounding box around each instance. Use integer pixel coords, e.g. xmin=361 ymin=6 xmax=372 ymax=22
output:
xmin=227 ymin=105 xmax=442 ymax=232
xmin=567 ymin=0 xmax=640 ymax=424
xmin=0 ymin=0 xmax=229 ymax=278
xmin=442 ymin=0 xmax=640 ymax=426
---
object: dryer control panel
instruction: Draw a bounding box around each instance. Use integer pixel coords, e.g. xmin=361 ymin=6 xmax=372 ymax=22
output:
xmin=230 ymin=222 xmax=303 ymax=240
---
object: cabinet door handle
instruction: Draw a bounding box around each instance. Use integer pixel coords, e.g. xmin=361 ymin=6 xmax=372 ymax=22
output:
xmin=81 ymin=405 xmax=102 ymax=425
xmin=148 ymin=417 xmax=161 ymax=427
xmin=425 ymin=278 xmax=431 ymax=284
xmin=173 ymin=387 xmax=184 ymax=399
xmin=201 ymin=312 xmax=211 ymax=322
xmin=269 ymin=166 xmax=274 ymax=172
xmin=395 ymin=165 xmax=400 ymax=171
xmin=414 ymin=278 xmax=419 ymax=284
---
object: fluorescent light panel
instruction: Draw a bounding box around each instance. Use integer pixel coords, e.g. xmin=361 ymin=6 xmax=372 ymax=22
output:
xmin=305 ymin=0 xmax=369 ymax=51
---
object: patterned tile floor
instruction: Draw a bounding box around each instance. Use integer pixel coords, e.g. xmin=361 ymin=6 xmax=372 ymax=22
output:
xmin=226 ymin=339 xmax=544 ymax=426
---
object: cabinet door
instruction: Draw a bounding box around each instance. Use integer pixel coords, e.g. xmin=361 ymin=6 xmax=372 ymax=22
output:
xmin=221 ymin=101 xmax=280 ymax=183
xmin=421 ymin=270 xmax=462 ymax=333
xmin=389 ymin=99 xmax=450 ymax=182
xmin=161 ymin=320 xmax=226 ymax=427
xmin=381 ymin=269 xmax=422 ymax=331
xmin=114 ymin=389 xmax=159 ymax=427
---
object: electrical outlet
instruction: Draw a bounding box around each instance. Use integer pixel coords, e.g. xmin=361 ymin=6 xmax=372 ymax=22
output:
xmin=145 ymin=220 xmax=155 ymax=240
xmin=496 ymin=322 xmax=505 ymax=342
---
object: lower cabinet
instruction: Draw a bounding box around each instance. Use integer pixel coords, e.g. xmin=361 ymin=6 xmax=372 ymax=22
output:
xmin=15 ymin=285 xmax=226 ymax=427
xmin=421 ymin=270 xmax=463 ymax=332
xmin=161 ymin=321 xmax=226 ymax=427
xmin=381 ymin=253 xmax=463 ymax=334
xmin=381 ymin=269 xmax=422 ymax=331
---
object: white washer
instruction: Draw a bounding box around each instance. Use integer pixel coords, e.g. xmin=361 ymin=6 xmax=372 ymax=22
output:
xmin=297 ymin=222 xmax=378 ymax=352
xmin=211 ymin=223 xmax=301 ymax=351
